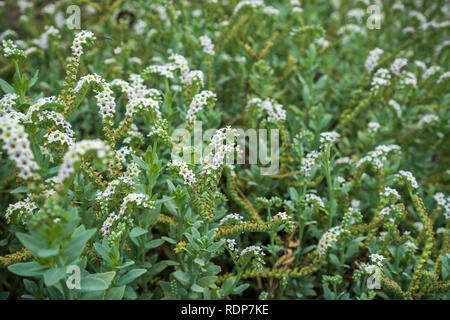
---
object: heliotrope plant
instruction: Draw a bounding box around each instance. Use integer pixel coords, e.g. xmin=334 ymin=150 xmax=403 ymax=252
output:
xmin=0 ymin=0 xmax=449 ymax=300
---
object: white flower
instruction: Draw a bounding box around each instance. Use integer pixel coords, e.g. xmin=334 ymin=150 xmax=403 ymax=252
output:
xmin=418 ymin=114 xmax=439 ymax=128
xmin=365 ymin=48 xmax=383 ymax=72
xmin=368 ymin=122 xmax=380 ymax=133
xmin=320 ymin=131 xmax=340 ymax=146
xmin=167 ymin=160 xmax=196 ymax=185
xmin=186 ymin=91 xmax=216 ymax=123
xmin=371 ymin=68 xmax=391 ymax=93
xmin=390 ymin=58 xmax=408 ymax=76
xmin=0 ymin=114 xmax=40 ymax=179
xmin=71 ymin=30 xmax=95 ymax=57
xmin=247 ymin=97 xmax=286 ymax=122
xmin=388 ymin=99 xmax=402 ymax=118
xmin=304 ymin=193 xmax=325 ymax=209
xmin=318 ymin=226 xmax=343 ymax=256
xmin=199 ymin=35 xmax=215 ymax=55
xmin=220 ymin=213 xmax=244 ymax=225
xmin=395 ymin=170 xmax=419 ymax=189
xmin=57 ymin=140 xmax=111 ymax=183
xmin=380 ymin=187 xmax=401 ymax=201
xmin=370 ymin=253 xmax=385 ymax=267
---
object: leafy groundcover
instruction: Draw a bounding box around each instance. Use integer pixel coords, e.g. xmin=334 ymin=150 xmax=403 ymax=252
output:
xmin=0 ymin=0 xmax=449 ymax=300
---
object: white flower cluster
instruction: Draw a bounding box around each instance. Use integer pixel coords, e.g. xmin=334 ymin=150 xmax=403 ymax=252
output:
xmin=423 ymin=65 xmax=442 ymax=80
xmin=370 ymin=253 xmax=385 ymax=267
xmin=169 ymin=53 xmax=190 ymax=75
xmin=234 ymin=0 xmax=265 ymax=15
xmin=399 ymin=72 xmax=417 ymax=88
xmin=0 ymin=114 xmax=39 ymax=179
xmin=380 ymin=187 xmax=401 ymax=201
xmin=319 ymin=131 xmax=340 ymax=146
xmin=37 ymin=110 xmax=74 ymax=135
xmin=96 ymin=162 xmax=140 ymax=201
xmin=74 ymin=74 xmax=116 ymax=120
xmin=33 ymin=25 xmax=60 ymax=50
xmin=371 ymin=68 xmax=391 ymax=93
xmin=186 ymin=90 xmax=216 ymax=123
xmin=220 ymin=213 xmax=244 ymax=226
xmin=24 ymin=96 xmax=62 ymax=121
xmin=404 ymin=241 xmax=418 ymax=252
xmin=437 ymin=71 xmax=450 ymax=84
xmin=167 ymin=159 xmax=196 ymax=186
xmin=71 ymin=30 xmax=95 ymax=57
xmin=180 ymin=70 xmax=204 ymax=87
xmin=0 ymin=93 xmax=19 ymax=114
xmin=202 ymin=126 xmax=241 ymax=174
xmin=272 ymin=212 xmax=296 ymax=231
xmin=434 ymin=192 xmax=450 ymax=220
xmin=102 ymin=193 xmax=154 ymax=236
xmin=380 ymin=205 xmax=396 ymax=218
xmin=44 ymin=130 xmax=74 ymax=148
xmin=390 ymin=58 xmax=408 ymax=76
xmin=226 ymin=239 xmax=238 ymax=252
xmin=301 ymin=150 xmax=320 ymax=176
xmin=417 ymin=114 xmax=439 ymax=128
xmin=199 ymin=35 xmax=215 ymax=55
xmin=112 ymin=74 xmax=162 ymax=119
xmin=303 ymin=193 xmax=325 ymax=209
xmin=365 ymin=48 xmax=383 ymax=72
xmin=1 ymin=39 xmax=26 ymax=59
xmin=263 ymin=6 xmax=279 ymax=15
xmin=388 ymin=99 xmax=402 ymax=118
xmin=247 ymin=97 xmax=286 ymax=122
xmin=318 ymin=226 xmax=343 ymax=256
xmin=144 ymin=64 xmax=176 ymax=79
xmin=334 ymin=156 xmax=354 ymax=167
xmin=347 ymin=8 xmax=365 ymax=23
xmin=114 ymin=146 xmax=132 ymax=163
xmin=147 ymin=119 xmax=168 ymax=138
xmin=5 ymin=195 xmax=37 ymax=221
xmin=57 ymin=139 xmax=111 ymax=183
xmin=395 ymin=170 xmax=419 ymax=189
xmin=337 ymin=24 xmax=366 ymax=36
xmin=316 ymin=37 xmax=329 ymax=48
xmin=356 ymin=144 xmax=401 ymax=169
xmin=368 ymin=121 xmax=380 ymax=133
xmin=240 ymin=245 xmax=266 ymax=266
xmin=290 ymin=0 xmax=303 ymax=13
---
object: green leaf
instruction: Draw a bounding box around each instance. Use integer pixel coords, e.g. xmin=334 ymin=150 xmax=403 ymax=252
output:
xmin=173 ymin=270 xmax=190 ymax=286
xmin=43 ymin=267 xmax=66 ymax=287
xmin=207 ymin=240 xmax=224 ymax=253
xmin=105 ymin=285 xmax=126 ymax=300
xmin=81 ymin=277 xmax=108 ymax=292
xmin=129 ymin=227 xmax=148 ymax=238
xmin=0 ymin=78 xmax=14 ymax=94
xmin=8 ymin=262 xmax=47 ymax=277
xmin=198 ymin=276 xmax=217 ymax=288
xmin=15 ymin=233 xmax=42 ymax=253
xmin=221 ymin=277 xmax=235 ymax=295
xmin=233 ymin=283 xmax=249 ymax=295
xmin=147 ymin=239 xmax=164 ymax=249
xmin=161 ymin=236 xmax=176 ymax=244
xmin=29 ymin=70 xmax=39 ymax=88
xmin=116 ymin=269 xmax=146 ymax=286
xmin=62 ymin=227 xmax=96 ymax=263
xmin=93 ymin=271 xmax=116 ymax=287
xmin=10 ymin=186 xmax=29 ymax=194
xmin=191 ymin=284 xmax=204 ymax=293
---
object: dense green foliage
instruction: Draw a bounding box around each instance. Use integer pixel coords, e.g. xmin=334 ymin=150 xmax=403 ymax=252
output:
xmin=0 ymin=0 xmax=449 ymax=300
